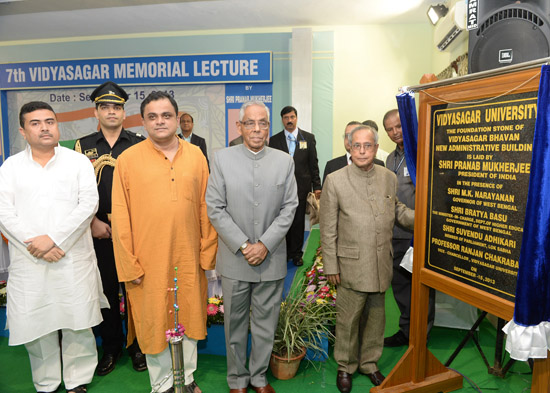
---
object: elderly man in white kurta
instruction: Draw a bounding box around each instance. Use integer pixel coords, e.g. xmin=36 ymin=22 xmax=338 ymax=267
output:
xmin=0 ymin=101 xmax=105 ymax=393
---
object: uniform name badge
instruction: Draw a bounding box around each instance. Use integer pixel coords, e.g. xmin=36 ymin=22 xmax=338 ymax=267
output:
xmin=299 ymin=140 xmax=307 ymax=149
xmin=404 ymin=167 xmax=410 ymax=177
xmin=84 ymin=148 xmax=99 ymax=160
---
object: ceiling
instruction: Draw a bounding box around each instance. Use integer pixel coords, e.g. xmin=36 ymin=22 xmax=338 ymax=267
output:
xmin=0 ymin=0 xmax=437 ymax=42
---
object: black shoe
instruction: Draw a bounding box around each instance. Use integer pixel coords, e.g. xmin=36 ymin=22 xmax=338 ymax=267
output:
xmin=384 ymin=330 xmax=408 ymax=347
xmin=96 ymin=352 xmax=121 ymax=376
xmin=292 ymin=258 xmax=303 ymax=266
xmin=130 ymin=351 xmax=147 ymax=372
xmin=365 ymin=370 xmax=385 ymax=386
xmin=336 ymin=370 xmax=352 ymax=393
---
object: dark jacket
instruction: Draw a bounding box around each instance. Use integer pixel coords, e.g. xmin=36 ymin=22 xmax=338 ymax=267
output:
xmin=179 ymin=133 xmax=209 ymax=170
xmin=269 ymin=129 xmax=321 ymax=200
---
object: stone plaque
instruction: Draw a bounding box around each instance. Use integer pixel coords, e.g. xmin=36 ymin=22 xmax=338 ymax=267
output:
xmin=425 ymin=91 xmax=537 ymax=302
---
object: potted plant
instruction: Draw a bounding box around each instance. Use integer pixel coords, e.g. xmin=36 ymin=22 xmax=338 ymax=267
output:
xmin=270 ymin=274 xmax=336 ymax=380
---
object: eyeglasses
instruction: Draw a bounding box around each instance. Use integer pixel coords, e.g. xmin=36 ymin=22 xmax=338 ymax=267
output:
xmin=241 ymin=120 xmax=269 ymax=130
xmin=351 ymin=143 xmax=374 ymax=151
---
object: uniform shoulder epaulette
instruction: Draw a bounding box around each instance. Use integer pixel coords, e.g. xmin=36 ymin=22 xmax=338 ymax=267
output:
xmin=74 ymin=132 xmax=98 ymax=153
xmin=124 ymin=129 xmax=146 ymax=141
xmin=78 ymin=132 xmax=98 ymax=142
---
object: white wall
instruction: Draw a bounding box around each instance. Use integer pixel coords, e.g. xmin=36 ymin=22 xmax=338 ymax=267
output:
xmin=332 ymin=24 xmax=433 ymax=158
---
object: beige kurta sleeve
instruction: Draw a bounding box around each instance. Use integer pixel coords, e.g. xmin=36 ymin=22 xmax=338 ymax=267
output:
xmin=319 ymin=175 xmax=340 ymax=275
xmin=394 ymin=197 xmax=415 ymax=231
xmin=112 ymin=155 xmax=145 ymax=282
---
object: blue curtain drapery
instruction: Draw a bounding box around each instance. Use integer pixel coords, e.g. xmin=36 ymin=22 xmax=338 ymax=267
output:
xmin=514 ymin=65 xmax=550 ymax=326
xmin=396 ymin=92 xmax=418 ymax=186
xmin=396 ymin=92 xmax=418 ymax=250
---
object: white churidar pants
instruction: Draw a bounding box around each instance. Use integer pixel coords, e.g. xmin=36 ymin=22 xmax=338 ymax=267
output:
xmin=24 ymin=328 xmax=97 ymax=392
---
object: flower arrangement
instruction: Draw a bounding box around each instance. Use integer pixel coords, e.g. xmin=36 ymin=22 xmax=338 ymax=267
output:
xmin=166 ymin=323 xmax=185 ymax=341
xmin=304 ymin=247 xmax=337 ymax=317
xmin=0 ymin=280 xmax=6 ymax=307
xmin=206 ymin=295 xmax=224 ymax=327
xmin=272 ymin=272 xmax=337 ymax=363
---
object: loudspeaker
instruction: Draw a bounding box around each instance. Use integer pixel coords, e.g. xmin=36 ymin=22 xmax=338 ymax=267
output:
xmin=468 ymin=0 xmax=550 ymax=73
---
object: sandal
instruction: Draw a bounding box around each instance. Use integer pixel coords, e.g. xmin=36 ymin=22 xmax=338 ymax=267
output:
xmin=66 ymin=385 xmax=87 ymax=393
xmin=184 ymin=381 xmax=202 ymax=393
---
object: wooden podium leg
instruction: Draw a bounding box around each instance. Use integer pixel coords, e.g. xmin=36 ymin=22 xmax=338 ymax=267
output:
xmin=371 ymin=280 xmax=463 ymax=393
xmin=531 ymin=356 xmax=550 ymax=393
xmin=370 ymin=345 xmax=463 ymax=393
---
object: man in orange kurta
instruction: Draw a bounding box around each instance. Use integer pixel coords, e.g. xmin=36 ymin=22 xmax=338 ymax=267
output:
xmin=112 ymin=91 xmax=217 ymax=393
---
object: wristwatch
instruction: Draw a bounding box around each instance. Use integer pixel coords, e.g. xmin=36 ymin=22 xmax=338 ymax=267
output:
xmin=240 ymin=242 xmax=248 ymax=252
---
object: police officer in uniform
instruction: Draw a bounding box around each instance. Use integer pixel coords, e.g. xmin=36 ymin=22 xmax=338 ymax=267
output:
xmin=75 ymin=81 xmax=147 ymax=376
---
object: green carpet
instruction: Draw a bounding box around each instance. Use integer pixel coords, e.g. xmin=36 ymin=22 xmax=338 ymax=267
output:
xmin=0 ymin=290 xmax=532 ymax=393
xmin=0 ymin=228 xmax=533 ymax=392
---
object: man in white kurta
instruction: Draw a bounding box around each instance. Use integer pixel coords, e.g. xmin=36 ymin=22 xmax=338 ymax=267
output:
xmin=0 ymin=101 xmax=105 ymax=393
